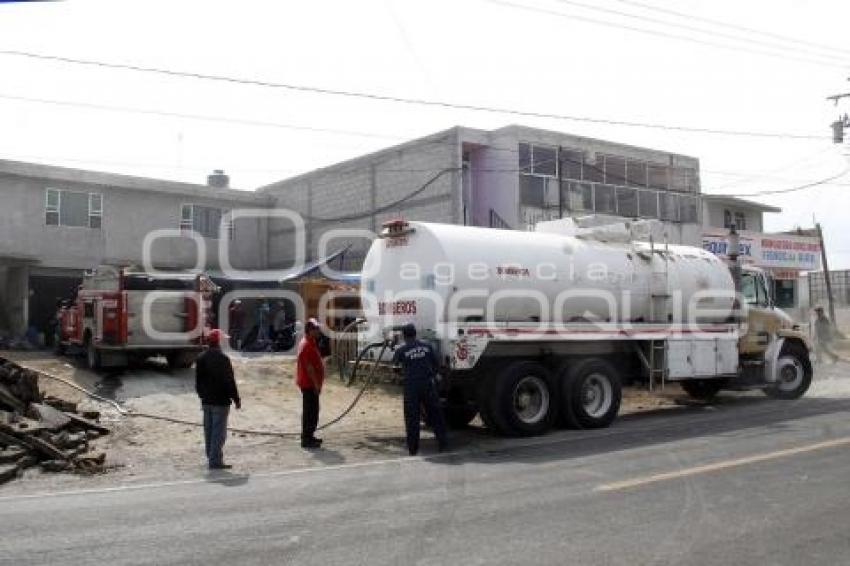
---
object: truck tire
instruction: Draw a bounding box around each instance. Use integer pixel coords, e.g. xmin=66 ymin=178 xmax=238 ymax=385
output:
xmin=561 ymin=358 xmax=621 ymax=429
xmin=167 ymin=351 xmax=197 ymax=370
xmin=680 ymin=379 xmax=726 ymax=401
xmin=444 ymin=406 xmax=478 ymax=429
xmin=85 ymin=337 xmax=101 ymax=370
xmin=486 ymin=361 xmax=555 ymax=437
xmin=765 ymin=345 xmax=812 ymax=400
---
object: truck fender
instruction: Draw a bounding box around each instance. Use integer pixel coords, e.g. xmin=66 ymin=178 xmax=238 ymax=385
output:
xmin=763 ymin=335 xmax=785 ymax=384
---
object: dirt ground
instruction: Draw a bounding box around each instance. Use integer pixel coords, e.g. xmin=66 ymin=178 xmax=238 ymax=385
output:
xmin=1 ymin=347 xmax=849 ymax=495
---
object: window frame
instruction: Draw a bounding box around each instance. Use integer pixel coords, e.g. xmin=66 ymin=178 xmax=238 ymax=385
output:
xmin=180 ymin=203 xmax=233 ymax=240
xmin=44 ymin=187 xmax=103 ymax=229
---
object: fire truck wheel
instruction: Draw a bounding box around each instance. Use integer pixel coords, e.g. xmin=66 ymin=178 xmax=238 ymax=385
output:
xmin=680 ymin=379 xmax=726 ymax=401
xmin=489 ymin=361 xmax=555 ymax=437
xmin=85 ymin=337 xmax=102 ymax=370
xmin=562 ymin=358 xmax=621 ymax=429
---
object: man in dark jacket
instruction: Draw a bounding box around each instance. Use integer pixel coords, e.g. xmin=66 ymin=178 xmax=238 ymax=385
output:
xmin=196 ymin=329 xmax=241 ymax=469
xmin=393 ymin=323 xmax=448 ymax=456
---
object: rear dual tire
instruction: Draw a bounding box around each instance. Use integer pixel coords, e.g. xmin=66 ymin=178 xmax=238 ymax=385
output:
xmin=558 ymin=358 xmax=622 ymax=429
xmin=478 ymin=361 xmax=555 ymax=437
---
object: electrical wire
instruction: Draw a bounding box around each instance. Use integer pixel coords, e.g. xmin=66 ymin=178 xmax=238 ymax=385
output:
xmin=0 ymin=49 xmax=829 ymax=140
xmin=715 ymin=166 xmax=850 ymax=197
xmin=548 ymin=0 xmax=850 ymax=64
xmin=488 ymin=0 xmax=849 ymax=70
xmin=611 ymin=0 xmax=850 ymax=58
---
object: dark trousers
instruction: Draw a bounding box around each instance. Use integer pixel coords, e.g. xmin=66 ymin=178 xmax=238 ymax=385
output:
xmin=403 ymin=379 xmax=448 ymax=455
xmin=202 ymin=404 xmax=229 ymax=467
xmin=301 ymin=388 xmax=320 ymax=442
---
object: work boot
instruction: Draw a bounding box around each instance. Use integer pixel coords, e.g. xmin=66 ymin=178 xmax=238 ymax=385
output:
xmin=301 ymin=437 xmax=322 ymax=449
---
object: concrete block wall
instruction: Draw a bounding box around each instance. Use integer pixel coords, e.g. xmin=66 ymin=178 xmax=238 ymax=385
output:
xmin=262 ymin=129 xmax=462 ymax=270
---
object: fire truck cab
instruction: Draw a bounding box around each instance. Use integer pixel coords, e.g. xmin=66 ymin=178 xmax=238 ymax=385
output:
xmin=56 ymin=266 xmax=217 ymax=370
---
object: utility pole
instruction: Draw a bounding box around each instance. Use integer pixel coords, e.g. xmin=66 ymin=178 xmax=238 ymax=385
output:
xmin=827 ymin=83 xmax=850 ymax=143
xmin=816 ymin=222 xmax=836 ymax=323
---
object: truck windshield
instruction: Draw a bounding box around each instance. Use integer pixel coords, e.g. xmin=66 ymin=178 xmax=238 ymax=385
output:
xmin=741 ymin=273 xmax=769 ymax=307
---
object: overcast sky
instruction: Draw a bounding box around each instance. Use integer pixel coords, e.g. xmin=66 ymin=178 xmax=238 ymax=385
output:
xmin=1 ymin=0 xmax=849 ymax=265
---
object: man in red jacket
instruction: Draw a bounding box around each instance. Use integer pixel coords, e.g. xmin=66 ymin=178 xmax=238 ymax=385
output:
xmin=296 ymin=318 xmax=325 ymax=449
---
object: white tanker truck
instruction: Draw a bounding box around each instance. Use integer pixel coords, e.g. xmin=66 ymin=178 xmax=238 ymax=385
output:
xmin=360 ymin=219 xmax=813 ymax=436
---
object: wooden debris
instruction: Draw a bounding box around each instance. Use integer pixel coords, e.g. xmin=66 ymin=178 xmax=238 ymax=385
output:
xmin=0 ymin=384 xmax=25 ymax=413
xmin=27 ymin=403 xmax=72 ymax=430
xmin=0 ymin=463 xmax=17 ymax=485
xmin=0 ymin=356 xmax=111 ymax=485
xmin=0 ymin=446 xmax=26 ymax=464
xmin=80 ymin=410 xmax=101 ymax=421
xmin=43 ymin=396 xmax=77 ymax=413
xmin=65 ymin=413 xmax=110 ymax=436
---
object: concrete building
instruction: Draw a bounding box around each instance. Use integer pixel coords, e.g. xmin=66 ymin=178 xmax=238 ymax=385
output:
xmin=700 ymin=195 xmax=820 ymax=311
xmin=259 ymin=125 xmax=704 ymax=270
xmin=0 ymin=160 xmax=270 ymax=338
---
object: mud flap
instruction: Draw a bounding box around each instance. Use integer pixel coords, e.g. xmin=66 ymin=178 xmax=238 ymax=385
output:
xmin=763 ymin=336 xmax=785 ymax=383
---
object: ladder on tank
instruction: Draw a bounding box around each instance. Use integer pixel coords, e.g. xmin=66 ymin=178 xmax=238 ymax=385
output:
xmin=648 ymin=235 xmax=671 ymax=324
xmin=634 ymin=340 xmax=668 ymax=391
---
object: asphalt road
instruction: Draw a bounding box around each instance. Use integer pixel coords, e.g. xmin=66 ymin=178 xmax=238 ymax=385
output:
xmin=2 ymin=395 xmax=850 ymax=566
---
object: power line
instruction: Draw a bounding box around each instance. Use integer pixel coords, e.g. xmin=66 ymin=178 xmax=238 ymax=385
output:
xmin=0 ymin=49 xmax=829 ymax=140
xmin=717 ymin=166 xmax=850 ymax=197
xmin=549 ymin=0 xmax=850 ymax=64
xmin=0 ymin=92 xmax=402 ymax=142
xmin=611 ymin=0 xmax=850 ymax=58
xmin=489 ymin=0 xmax=848 ymax=70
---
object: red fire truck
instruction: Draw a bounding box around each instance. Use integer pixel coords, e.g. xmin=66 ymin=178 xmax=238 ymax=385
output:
xmin=56 ymin=267 xmax=218 ymax=369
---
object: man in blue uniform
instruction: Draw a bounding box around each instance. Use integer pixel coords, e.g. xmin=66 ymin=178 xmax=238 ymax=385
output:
xmin=392 ymin=323 xmax=448 ymax=456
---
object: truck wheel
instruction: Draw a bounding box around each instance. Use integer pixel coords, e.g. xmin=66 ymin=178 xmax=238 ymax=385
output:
xmin=562 ymin=358 xmax=621 ymax=429
xmin=85 ymin=338 xmax=101 ymax=370
xmin=444 ymin=406 xmax=478 ymax=429
xmin=765 ymin=347 xmax=812 ymax=400
xmin=488 ymin=361 xmax=555 ymax=436
xmin=680 ymin=379 xmax=726 ymax=401
xmin=167 ymin=351 xmax=197 ymax=370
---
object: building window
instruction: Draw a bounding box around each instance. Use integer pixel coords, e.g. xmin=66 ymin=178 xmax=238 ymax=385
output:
xmin=670 ymin=167 xmax=698 ymax=193
xmin=559 ymin=149 xmax=583 ymax=180
xmin=45 ymin=188 xmax=102 ymax=229
xmin=89 ymin=194 xmax=103 ymax=228
xmin=562 ymin=181 xmax=593 ymax=212
xmin=616 ymin=186 xmax=638 ymax=217
xmin=626 ymin=160 xmax=647 ymax=188
xmin=604 ymin=156 xmax=626 ymax=186
xmin=660 ymin=193 xmax=680 ymax=222
xmin=638 ymin=190 xmax=659 ymax=219
xmin=181 ymin=204 xmax=232 ymax=239
xmin=734 ymin=212 xmax=746 ymax=231
xmin=724 ymin=209 xmax=733 ymax=228
xmin=519 ymin=142 xmax=558 ymax=177
xmin=679 ymin=196 xmax=699 ymax=223
xmin=594 ymin=184 xmax=616 ymax=214
xmin=519 ymin=176 xmax=546 ymax=207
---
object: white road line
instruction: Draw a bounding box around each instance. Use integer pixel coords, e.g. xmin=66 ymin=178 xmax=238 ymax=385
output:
xmin=595 ymin=436 xmax=850 ymax=492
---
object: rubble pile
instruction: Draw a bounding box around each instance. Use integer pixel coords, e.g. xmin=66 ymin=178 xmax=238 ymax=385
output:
xmin=0 ymin=358 xmax=109 ymax=485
